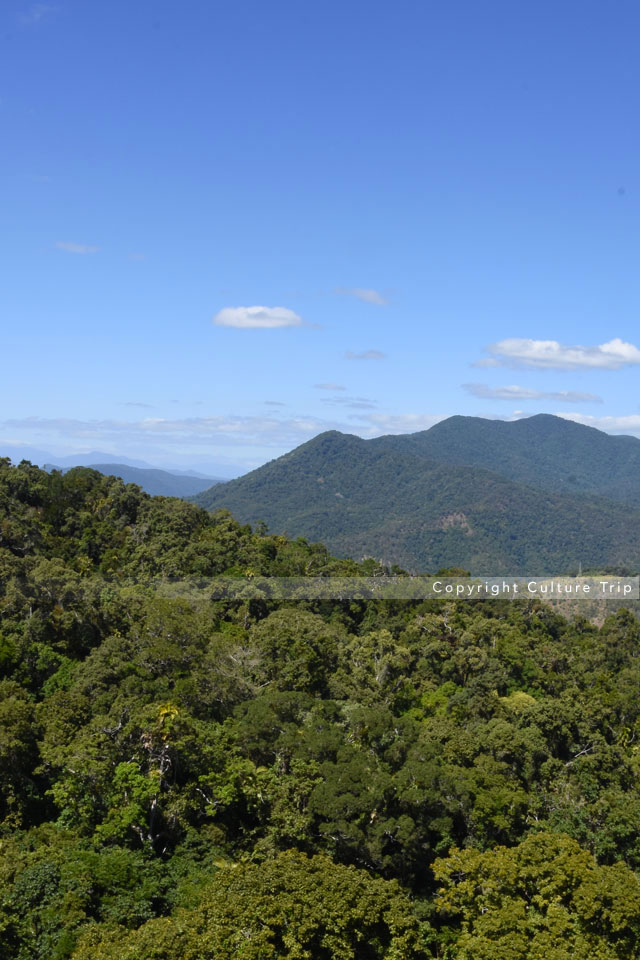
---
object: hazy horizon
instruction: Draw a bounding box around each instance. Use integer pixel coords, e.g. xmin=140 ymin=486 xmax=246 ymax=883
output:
xmin=4 ymin=410 xmax=640 ymax=480
xmin=3 ymin=1 xmax=640 ymax=472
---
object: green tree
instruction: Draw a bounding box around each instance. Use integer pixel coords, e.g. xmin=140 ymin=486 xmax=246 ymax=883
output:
xmin=434 ymin=832 xmax=640 ymax=959
xmin=71 ymin=850 xmax=433 ymax=959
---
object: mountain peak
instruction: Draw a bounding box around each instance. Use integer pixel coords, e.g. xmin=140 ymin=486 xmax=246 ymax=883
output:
xmin=194 ymin=413 xmax=640 ymax=575
xmin=295 ymin=430 xmax=364 ymax=455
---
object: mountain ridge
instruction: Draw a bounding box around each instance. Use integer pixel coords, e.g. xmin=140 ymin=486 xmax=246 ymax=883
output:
xmin=46 ymin=463 xmax=225 ymax=498
xmin=193 ymin=415 xmax=640 ymax=575
xmin=370 ymin=414 xmax=640 ymax=504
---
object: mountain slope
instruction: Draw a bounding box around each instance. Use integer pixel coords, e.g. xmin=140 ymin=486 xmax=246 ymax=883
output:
xmin=194 ymin=428 xmax=640 ymax=575
xmin=371 ymin=414 xmax=640 ymax=505
xmin=49 ymin=463 xmax=224 ymax=498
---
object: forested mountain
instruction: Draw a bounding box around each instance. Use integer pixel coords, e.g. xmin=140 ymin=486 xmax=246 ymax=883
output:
xmin=194 ymin=426 xmax=640 ymax=575
xmin=3 ymin=457 xmax=640 ymax=959
xmin=47 ymin=462 xmax=223 ymax=498
xmin=372 ymin=413 xmax=640 ymax=505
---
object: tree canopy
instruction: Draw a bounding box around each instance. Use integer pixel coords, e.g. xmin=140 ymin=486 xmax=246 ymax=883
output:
xmin=1 ymin=458 xmax=640 ymax=958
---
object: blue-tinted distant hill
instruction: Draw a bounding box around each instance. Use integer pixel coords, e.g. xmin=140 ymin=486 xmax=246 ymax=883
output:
xmin=1 ymin=446 xmax=154 ymax=469
xmin=194 ymin=415 xmax=640 ymax=575
xmin=1 ymin=445 xmax=233 ymax=481
xmin=48 ymin=463 xmax=225 ymax=499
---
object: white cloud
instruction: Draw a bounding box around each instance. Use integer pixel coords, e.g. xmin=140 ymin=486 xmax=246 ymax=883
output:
xmin=320 ymin=396 xmax=376 ymax=410
xmin=463 ymin=383 xmax=603 ymax=403
xmin=314 ymin=383 xmax=345 ymax=391
xmin=1 ymin=410 xmax=448 ymax=458
xmin=359 ymin=413 xmax=448 ymax=434
xmin=478 ymin=337 xmax=640 ymax=370
xmin=555 ymin=413 xmax=640 ymax=437
xmin=213 ymin=306 xmax=303 ymax=329
xmin=56 ymin=241 xmax=99 ymax=255
xmin=1 ymin=415 xmax=342 ymax=450
xmin=335 ymin=287 xmax=388 ymax=306
xmin=346 ymin=350 xmax=386 ymax=360
xmin=473 ymin=357 xmax=502 ymax=368
xmin=19 ymin=4 xmax=58 ymax=26
xmin=9 ymin=409 xmax=640 ymax=472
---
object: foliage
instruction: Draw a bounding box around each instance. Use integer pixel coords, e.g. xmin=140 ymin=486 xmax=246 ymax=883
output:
xmin=379 ymin=413 xmax=640 ymax=507
xmin=71 ymin=851 xmax=433 ymax=959
xmin=434 ymin=832 xmax=640 ymax=959
xmin=1 ymin=458 xmax=640 ymax=957
xmin=193 ymin=423 xmax=640 ymax=574
xmin=46 ymin=463 xmax=224 ymax=499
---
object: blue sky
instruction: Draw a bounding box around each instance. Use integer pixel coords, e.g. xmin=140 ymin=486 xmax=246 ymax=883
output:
xmin=2 ymin=0 xmax=639 ymax=475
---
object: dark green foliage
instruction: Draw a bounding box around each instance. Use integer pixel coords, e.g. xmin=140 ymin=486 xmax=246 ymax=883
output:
xmin=49 ymin=463 xmax=224 ymax=498
xmin=193 ymin=420 xmax=640 ymax=574
xmin=70 ymin=851 xmax=433 ymax=959
xmin=434 ymin=832 xmax=640 ymax=959
xmin=374 ymin=413 xmax=640 ymax=505
xmin=2 ymin=458 xmax=640 ymax=957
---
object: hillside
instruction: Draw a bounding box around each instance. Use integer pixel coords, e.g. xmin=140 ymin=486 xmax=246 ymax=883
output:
xmin=3 ymin=458 xmax=640 ymax=960
xmin=46 ymin=462 xmax=224 ymax=498
xmin=372 ymin=413 xmax=640 ymax=505
xmin=194 ymin=426 xmax=640 ymax=575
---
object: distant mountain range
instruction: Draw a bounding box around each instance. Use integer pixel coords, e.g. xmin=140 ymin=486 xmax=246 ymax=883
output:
xmin=1 ymin=444 xmax=234 ymax=492
xmin=193 ymin=415 xmax=640 ymax=575
xmin=45 ymin=463 xmax=226 ymax=498
xmin=1 ymin=446 xmax=155 ymax=470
